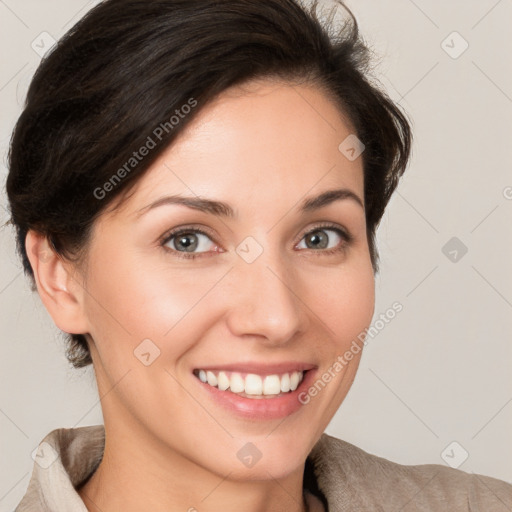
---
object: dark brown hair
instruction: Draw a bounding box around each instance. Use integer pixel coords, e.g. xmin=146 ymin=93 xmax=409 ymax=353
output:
xmin=6 ymin=0 xmax=412 ymax=368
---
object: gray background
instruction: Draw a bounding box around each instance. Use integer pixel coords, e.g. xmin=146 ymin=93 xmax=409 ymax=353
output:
xmin=1 ymin=0 xmax=511 ymax=508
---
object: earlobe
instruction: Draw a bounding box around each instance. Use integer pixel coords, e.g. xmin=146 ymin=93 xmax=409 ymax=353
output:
xmin=25 ymin=230 xmax=89 ymax=335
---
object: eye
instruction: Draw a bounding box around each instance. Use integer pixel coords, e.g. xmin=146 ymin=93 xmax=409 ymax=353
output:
xmin=295 ymin=223 xmax=353 ymax=256
xmin=160 ymin=223 xmax=353 ymax=260
xmin=161 ymin=226 xmax=220 ymax=260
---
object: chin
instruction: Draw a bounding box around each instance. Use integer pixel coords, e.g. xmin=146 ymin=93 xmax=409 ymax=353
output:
xmin=209 ymin=429 xmax=315 ymax=481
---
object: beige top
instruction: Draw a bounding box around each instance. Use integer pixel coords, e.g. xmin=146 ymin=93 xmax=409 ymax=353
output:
xmin=15 ymin=425 xmax=512 ymax=511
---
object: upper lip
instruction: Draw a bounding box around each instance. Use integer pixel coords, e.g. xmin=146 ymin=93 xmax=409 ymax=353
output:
xmin=193 ymin=362 xmax=316 ymax=375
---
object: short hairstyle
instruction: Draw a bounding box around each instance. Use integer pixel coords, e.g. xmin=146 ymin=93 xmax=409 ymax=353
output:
xmin=6 ymin=0 xmax=412 ymax=368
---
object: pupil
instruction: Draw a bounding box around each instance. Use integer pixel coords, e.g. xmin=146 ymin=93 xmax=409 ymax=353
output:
xmin=308 ymin=231 xmax=327 ymax=249
xmin=178 ymin=233 xmax=197 ymax=252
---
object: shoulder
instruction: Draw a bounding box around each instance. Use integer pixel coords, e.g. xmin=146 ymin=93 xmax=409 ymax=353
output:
xmin=308 ymin=433 xmax=512 ymax=511
xmin=15 ymin=425 xmax=105 ymax=512
xmin=40 ymin=424 xmax=105 ymax=485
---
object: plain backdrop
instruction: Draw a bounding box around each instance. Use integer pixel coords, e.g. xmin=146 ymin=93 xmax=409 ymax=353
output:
xmin=1 ymin=0 xmax=511 ymax=509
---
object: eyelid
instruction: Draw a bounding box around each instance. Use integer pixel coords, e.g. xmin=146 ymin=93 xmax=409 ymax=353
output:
xmin=159 ymin=221 xmax=354 ymax=258
xmin=294 ymin=221 xmax=353 ymax=246
xmin=159 ymin=223 xmax=218 ymax=245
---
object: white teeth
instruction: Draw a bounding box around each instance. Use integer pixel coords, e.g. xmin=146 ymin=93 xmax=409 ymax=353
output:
xmin=217 ymin=371 xmax=230 ymax=391
xmin=245 ymin=374 xmax=263 ymax=395
xmin=206 ymin=371 xmax=217 ymax=387
xmin=280 ymin=373 xmax=291 ymax=392
xmin=263 ymin=375 xmax=281 ymax=395
xmin=195 ymin=369 xmax=305 ymax=397
xmin=230 ymin=372 xmax=245 ymax=393
xmin=290 ymin=371 xmax=300 ymax=391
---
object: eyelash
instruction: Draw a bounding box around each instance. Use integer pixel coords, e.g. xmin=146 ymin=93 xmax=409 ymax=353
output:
xmin=159 ymin=222 xmax=354 ymax=260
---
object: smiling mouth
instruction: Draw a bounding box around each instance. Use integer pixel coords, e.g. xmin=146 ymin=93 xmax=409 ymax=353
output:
xmin=193 ymin=369 xmax=306 ymax=399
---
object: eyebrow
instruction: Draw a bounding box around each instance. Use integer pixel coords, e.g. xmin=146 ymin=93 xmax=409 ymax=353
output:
xmin=135 ymin=187 xmax=364 ymax=219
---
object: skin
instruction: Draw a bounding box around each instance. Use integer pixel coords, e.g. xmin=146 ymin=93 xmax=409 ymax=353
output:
xmin=26 ymin=78 xmax=375 ymax=512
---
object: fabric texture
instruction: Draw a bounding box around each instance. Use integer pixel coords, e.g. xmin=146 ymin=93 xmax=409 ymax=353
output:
xmin=15 ymin=424 xmax=512 ymax=511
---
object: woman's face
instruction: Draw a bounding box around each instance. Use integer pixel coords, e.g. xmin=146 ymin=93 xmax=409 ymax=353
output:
xmin=77 ymin=78 xmax=375 ymax=480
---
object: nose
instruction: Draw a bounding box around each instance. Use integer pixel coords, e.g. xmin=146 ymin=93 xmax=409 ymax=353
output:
xmin=224 ymin=247 xmax=309 ymax=347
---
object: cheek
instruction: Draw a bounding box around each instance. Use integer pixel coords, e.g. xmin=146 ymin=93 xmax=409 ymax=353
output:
xmin=81 ymin=245 xmax=220 ymax=365
xmin=303 ymin=253 xmax=375 ymax=349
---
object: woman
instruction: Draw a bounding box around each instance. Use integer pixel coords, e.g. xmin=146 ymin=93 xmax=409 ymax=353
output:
xmin=6 ymin=0 xmax=511 ymax=510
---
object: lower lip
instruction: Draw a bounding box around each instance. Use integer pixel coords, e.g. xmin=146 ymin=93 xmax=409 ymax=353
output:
xmin=194 ymin=370 xmax=317 ymax=420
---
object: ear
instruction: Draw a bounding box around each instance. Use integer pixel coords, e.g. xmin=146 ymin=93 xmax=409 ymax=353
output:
xmin=25 ymin=230 xmax=89 ymax=335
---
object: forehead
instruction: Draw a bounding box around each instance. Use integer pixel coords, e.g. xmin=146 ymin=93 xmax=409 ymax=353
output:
xmin=105 ymin=78 xmax=364 ymax=219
